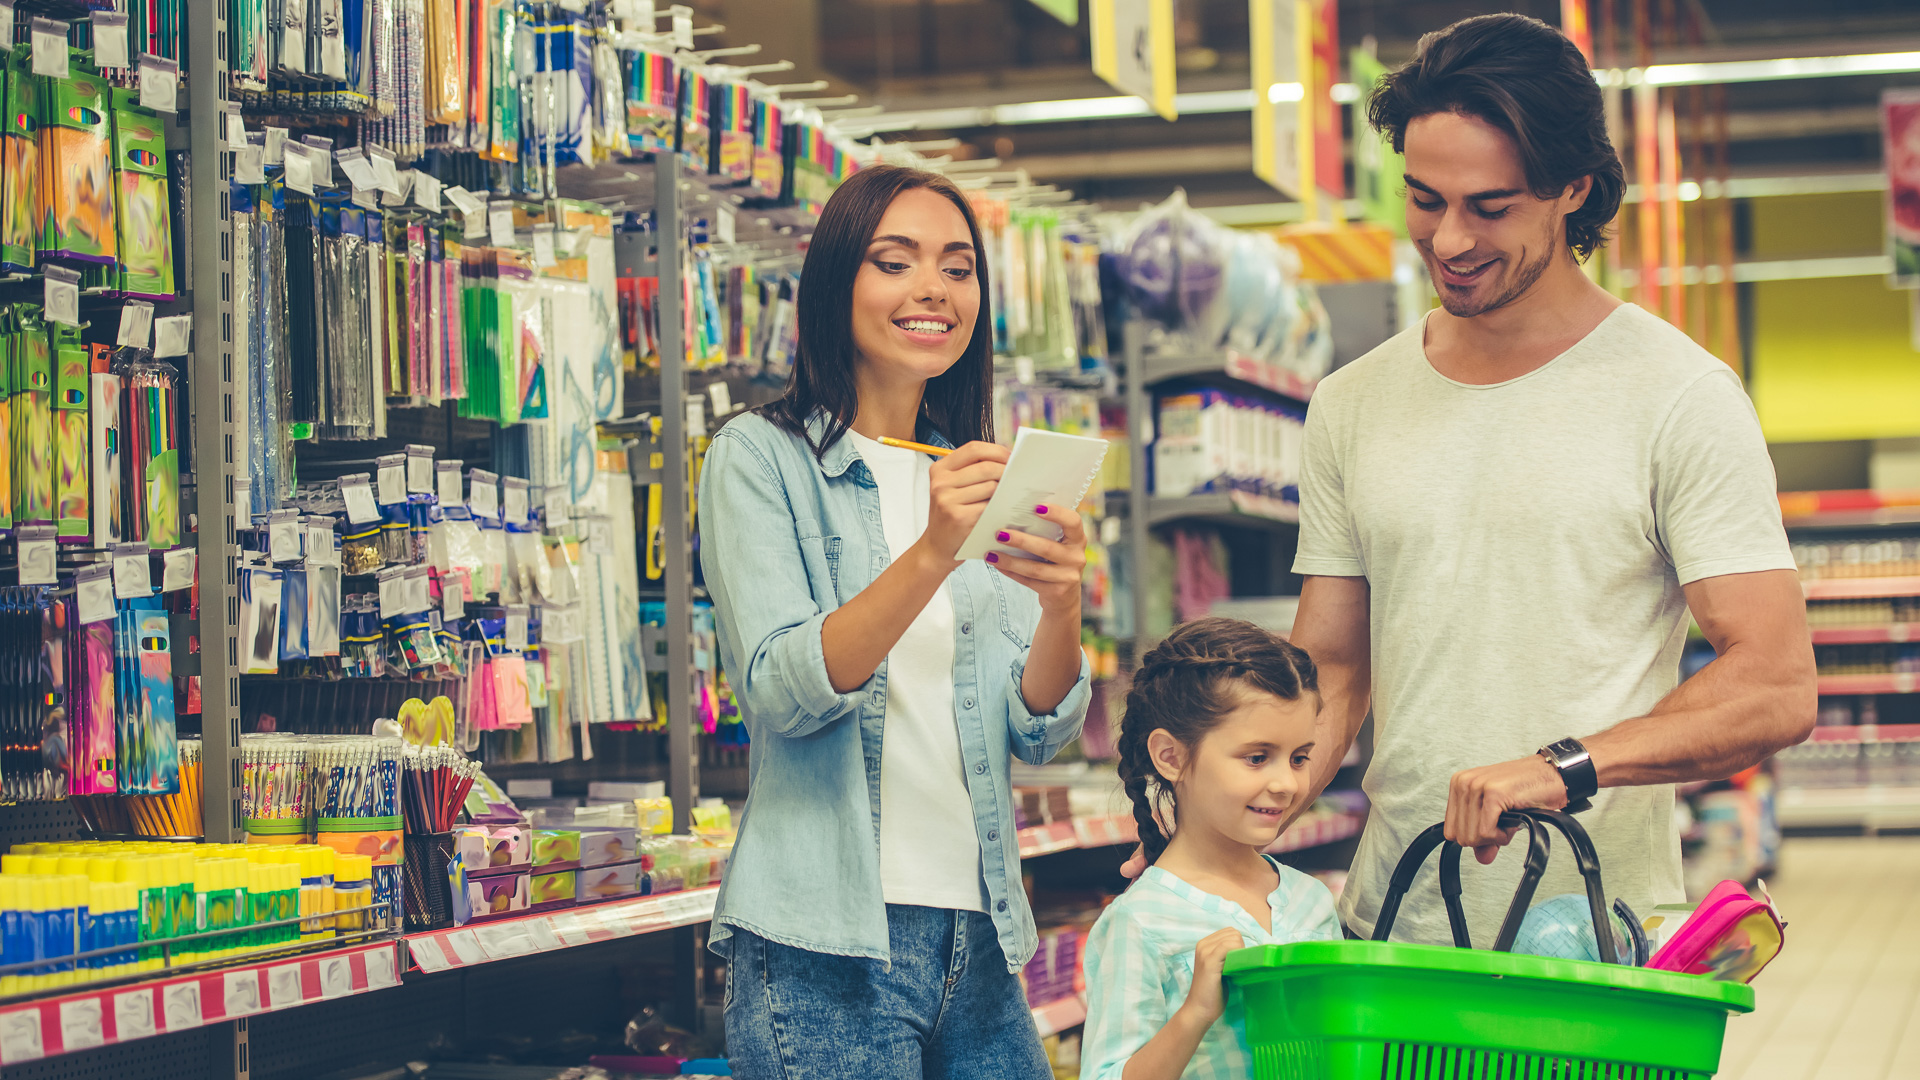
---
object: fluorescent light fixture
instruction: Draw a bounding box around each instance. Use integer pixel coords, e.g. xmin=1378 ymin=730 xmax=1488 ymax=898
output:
xmin=1600 ymin=51 xmax=1920 ymax=87
xmin=1330 ymin=82 xmax=1363 ymax=104
xmin=1622 ymin=171 xmax=1885 ymax=203
xmin=1677 ymin=181 xmax=1702 ymax=202
xmin=995 ymin=96 xmax=1153 ymax=124
xmin=857 ymin=84 xmax=1359 ymax=132
xmin=1618 ymin=254 xmax=1893 ymax=287
xmin=1267 ymin=82 xmax=1305 ymax=104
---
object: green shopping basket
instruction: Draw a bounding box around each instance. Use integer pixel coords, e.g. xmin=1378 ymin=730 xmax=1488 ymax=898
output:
xmin=1223 ymin=807 xmax=1754 ymax=1079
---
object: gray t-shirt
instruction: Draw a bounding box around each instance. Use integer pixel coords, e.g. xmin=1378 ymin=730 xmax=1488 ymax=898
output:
xmin=1293 ymin=302 xmax=1795 ymax=945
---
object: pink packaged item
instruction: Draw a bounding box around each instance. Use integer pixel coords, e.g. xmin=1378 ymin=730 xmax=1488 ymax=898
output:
xmin=1646 ymin=880 xmax=1785 ymax=983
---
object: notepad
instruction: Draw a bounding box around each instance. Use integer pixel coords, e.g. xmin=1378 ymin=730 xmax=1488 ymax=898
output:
xmin=956 ymin=427 xmax=1110 ymax=561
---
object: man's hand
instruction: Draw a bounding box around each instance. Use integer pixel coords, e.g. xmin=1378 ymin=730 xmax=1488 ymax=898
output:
xmin=1444 ymin=754 xmax=1568 ymax=864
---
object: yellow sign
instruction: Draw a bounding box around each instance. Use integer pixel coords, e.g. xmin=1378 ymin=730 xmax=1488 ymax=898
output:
xmin=1091 ymin=0 xmax=1177 ymax=121
xmin=1250 ymin=0 xmax=1308 ymax=200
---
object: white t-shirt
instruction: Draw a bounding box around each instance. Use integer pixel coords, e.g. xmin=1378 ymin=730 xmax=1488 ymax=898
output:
xmin=1293 ymin=304 xmax=1796 ymax=946
xmin=845 ymin=431 xmax=987 ymax=912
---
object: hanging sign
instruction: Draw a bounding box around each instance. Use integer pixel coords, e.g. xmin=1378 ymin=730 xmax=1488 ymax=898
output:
xmin=1250 ymin=0 xmax=1306 ymax=200
xmin=1886 ymin=89 xmax=1920 ymax=288
xmin=1348 ymin=47 xmax=1405 ymax=235
xmin=1090 ymin=0 xmax=1176 ymax=121
xmin=1308 ymin=0 xmax=1343 ymax=204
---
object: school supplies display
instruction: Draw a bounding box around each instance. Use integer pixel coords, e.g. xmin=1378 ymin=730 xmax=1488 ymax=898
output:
xmin=402 ymin=744 xmax=480 ymax=834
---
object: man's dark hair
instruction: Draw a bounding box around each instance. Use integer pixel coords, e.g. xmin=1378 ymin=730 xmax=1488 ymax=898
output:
xmin=1366 ymin=13 xmax=1624 ymax=261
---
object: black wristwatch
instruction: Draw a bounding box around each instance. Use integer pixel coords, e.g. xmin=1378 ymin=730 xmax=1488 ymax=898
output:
xmin=1538 ymin=737 xmax=1599 ymax=805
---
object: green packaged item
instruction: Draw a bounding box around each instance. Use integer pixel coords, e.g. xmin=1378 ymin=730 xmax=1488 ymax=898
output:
xmin=110 ymin=90 xmax=175 ymax=299
xmin=52 ymin=322 xmax=87 ymax=539
xmin=0 ymin=54 xmax=39 ymax=273
xmin=11 ymin=305 xmax=52 ymax=526
xmin=0 ymin=309 xmax=13 ymax=535
xmin=39 ymin=67 xmax=117 ymax=265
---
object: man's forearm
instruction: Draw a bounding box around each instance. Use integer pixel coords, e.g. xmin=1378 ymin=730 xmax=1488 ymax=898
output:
xmin=1285 ymin=576 xmax=1373 ymax=818
xmin=1586 ymin=641 xmax=1816 ymax=787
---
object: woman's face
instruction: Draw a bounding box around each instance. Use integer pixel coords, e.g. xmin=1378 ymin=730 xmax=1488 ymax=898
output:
xmin=850 ymin=187 xmax=981 ymax=386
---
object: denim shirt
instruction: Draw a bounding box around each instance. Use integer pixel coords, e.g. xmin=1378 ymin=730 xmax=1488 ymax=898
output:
xmin=697 ymin=410 xmax=1091 ymax=972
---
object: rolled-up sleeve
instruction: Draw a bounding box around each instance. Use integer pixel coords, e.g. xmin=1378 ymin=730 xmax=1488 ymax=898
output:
xmin=1005 ymin=652 xmax=1090 ymax=765
xmin=699 ymin=432 xmax=863 ymax=739
xmin=1081 ymin=909 xmax=1166 ymax=1080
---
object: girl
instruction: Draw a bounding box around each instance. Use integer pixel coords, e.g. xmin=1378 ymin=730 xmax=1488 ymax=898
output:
xmin=698 ymin=164 xmax=1092 ymax=1079
xmin=1082 ymin=618 xmax=1340 ymax=1080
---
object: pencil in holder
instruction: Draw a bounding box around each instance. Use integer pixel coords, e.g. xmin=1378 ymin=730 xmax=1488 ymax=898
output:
xmin=402 ymin=831 xmax=457 ymax=932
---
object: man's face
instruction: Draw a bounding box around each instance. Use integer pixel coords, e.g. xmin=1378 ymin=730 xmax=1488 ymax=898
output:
xmin=1402 ymin=110 xmax=1586 ymax=318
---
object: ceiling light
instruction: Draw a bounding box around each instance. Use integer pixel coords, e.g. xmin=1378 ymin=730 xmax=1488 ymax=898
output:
xmin=1677 ymin=181 xmax=1702 ymax=202
xmin=1615 ymin=51 xmax=1920 ymax=87
xmin=1268 ymin=82 xmax=1305 ymax=104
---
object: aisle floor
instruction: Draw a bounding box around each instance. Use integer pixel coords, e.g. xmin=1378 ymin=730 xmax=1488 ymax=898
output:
xmin=1715 ymin=835 xmax=1920 ymax=1080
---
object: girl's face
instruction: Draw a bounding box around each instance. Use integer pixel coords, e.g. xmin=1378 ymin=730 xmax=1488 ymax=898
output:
xmin=849 ymin=187 xmax=980 ymax=387
xmin=1151 ymin=690 xmax=1318 ymax=852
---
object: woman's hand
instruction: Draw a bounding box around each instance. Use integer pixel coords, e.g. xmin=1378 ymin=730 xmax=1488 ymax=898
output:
xmin=987 ymin=504 xmax=1088 ymax=617
xmin=918 ymin=441 xmax=1008 ymax=564
xmin=1177 ymin=928 xmax=1246 ymax=1028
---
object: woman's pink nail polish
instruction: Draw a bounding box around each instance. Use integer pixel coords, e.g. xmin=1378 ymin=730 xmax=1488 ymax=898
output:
xmin=996 ymin=531 xmax=1010 ymax=543
xmin=1034 ymin=504 xmax=1049 ymax=515
xmin=986 ymin=552 xmax=999 ymax=563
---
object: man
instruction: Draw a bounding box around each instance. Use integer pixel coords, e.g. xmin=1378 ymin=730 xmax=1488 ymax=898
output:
xmin=1131 ymin=13 xmax=1817 ymax=945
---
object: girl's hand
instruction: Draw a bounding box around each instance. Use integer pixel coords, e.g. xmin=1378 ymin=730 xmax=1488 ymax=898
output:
xmin=918 ymin=441 xmax=1008 ymax=564
xmin=1177 ymin=928 xmax=1245 ymax=1027
xmin=987 ymin=504 xmax=1087 ymax=617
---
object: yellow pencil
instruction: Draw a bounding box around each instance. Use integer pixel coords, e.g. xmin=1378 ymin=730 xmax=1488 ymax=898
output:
xmin=877 ymin=436 xmax=952 ymax=457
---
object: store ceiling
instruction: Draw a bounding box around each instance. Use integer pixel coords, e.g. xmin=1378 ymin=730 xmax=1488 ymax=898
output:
xmin=697 ymin=0 xmax=1920 ymax=210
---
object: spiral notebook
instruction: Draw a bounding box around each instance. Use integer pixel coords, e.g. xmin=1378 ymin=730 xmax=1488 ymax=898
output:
xmin=956 ymin=427 xmax=1110 ymax=561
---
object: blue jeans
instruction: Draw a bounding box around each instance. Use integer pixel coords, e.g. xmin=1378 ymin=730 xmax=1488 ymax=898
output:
xmin=724 ymin=905 xmax=1052 ymax=1080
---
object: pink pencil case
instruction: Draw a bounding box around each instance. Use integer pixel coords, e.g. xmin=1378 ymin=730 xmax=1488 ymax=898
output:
xmin=1646 ymin=879 xmax=1785 ymax=983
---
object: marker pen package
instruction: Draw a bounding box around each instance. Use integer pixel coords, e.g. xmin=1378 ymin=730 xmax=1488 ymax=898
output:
xmin=40 ymin=70 xmax=118 ymax=265
xmin=0 ymin=55 xmax=41 ymax=274
xmin=676 ymin=66 xmax=711 ymax=173
xmin=116 ymin=603 xmax=180 ymax=795
xmin=110 ymin=92 xmax=176 ymax=300
xmin=71 ymin=620 xmax=117 ymax=795
xmin=624 ymin=48 xmax=677 ymax=156
xmin=13 ymin=307 xmax=54 ymax=527
xmin=750 ymin=97 xmax=784 ymax=201
xmin=92 ymin=367 xmax=123 ymax=547
xmin=52 ymin=324 xmax=89 ymax=541
xmin=713 ymin=80 xmax=752 ymax=183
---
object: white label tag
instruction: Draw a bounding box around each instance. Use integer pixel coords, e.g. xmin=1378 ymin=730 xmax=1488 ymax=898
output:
xmin=341 ymin=474 xmax=380 ymax=525
xmin=284 ymin=143 xmax=315 ymax=194
xmin=301 ymin=138 xmax=333 ymax=187
xmin=376 ymin=456 xmax=407 ymax=505
xmin=138 ymin=55 xmax=179 ymax=112
xmin=365 ymin=948 xmax=398 ymax=988
xmin=405 ymin=567 xmax=431 ymax=613
xmin=57 ymin=998 xmax=102 ymax=1052
xmin=160 ymin=982 xmax=201 ymax=1031
xmin=716 ymin=205 xmax=736 ymax=245
xmin=225 ymin=112 xmax=249 ymax=149
xmin=114 ymin=545 xmax=152 ymax=599
xmin=377 ymin=569 xmax=405 ymax=620
xmin=92 ymin=13 xmax=130 ymax=69
xmin=442 ymin=576 xmax=465 ymax=620
xmin=0 ymin=5 xmax=14 ymax=53
xmin=265 ymin=966 xmax=304 ymax=1009
xmin=368 ymin=147 xmax=402 ymax=195
xmin=318 ymin=956 xmax=352 ymax=999
xmin=0 ymin=1010 xmax=43 ymax=1064
xmin=526 ymin=918 xmax=563 ymax=952
xmin=506 ymin=609 xmax=529 ymax=652
xmin=112 ymin=991 xmax=155 ymax=1041
xmin=444 ymin=185 xmax=484 ymax=216
xmin=708 ymin=380 xmax=733 ymax=416
xmin=350 ymin=186 xmax=378 ymax=211
xmin=264 ymin=127 xmax=288 ymax=166
xmin=503 ymin=481 xmax=529 ymax=523
xmin=380 ymin=169 xmax=415 ymax=207
xmin=336 ymin=148 xmax=378 ymax=190
xmin=154 ymin=315 xmax=192 ymax=358
xmin=116 ymin=302 xmax=154 ymax=349
xmin=413 ymin=172 xmax=443 ymax=213
xmin=76 ymin=567 xmax=114 ymax=624
xmin=307 ymin=524 xmax=337 ymax=566
xmin=543 ymin=491 xmax=570 ymax=528
xmin=223 ymin=972 xmax=261 ymax=1017
xmin=162 ymin=547 xmax=196 ymax=591
xmin=43 ymin=267 xmax=80 ymax=327
xmin=445 ymin=929 xmax=484 ymax=965
xmin=673 ymin=9 xmax=693 ymax=49
xmin=31 ymin=19 xmax=69 ymax=79
xmin=269 ymin=516 xmax=301 ymax=563
xmin=468 ymin=471 xmax=500 ymax=519
xmin=488 ymin=207 xmax=517 ymax=247
xmin=531 ymin=223 xmax=557 ymax=267
xmin=436 ymin=462 xmax=464 ymax=506
xmin=407 ymin=449 xmax=435 ymax=493
xmin=235 ymin=144 xmax=267 ymax=184
xmin=17 ymin=530 xmax=55 ymax=586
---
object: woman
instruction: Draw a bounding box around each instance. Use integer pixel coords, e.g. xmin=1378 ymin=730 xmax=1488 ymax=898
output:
xmin=698 ymin=164 xmax=1092 ymax=1078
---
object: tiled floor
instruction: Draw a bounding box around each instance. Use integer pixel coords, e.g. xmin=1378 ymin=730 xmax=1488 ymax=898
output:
xmin=1716 ymin=835 xmax=1920 ymax=1080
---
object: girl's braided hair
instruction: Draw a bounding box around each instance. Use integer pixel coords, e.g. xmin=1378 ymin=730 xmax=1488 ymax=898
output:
xmin=1118 ymin=618 xmax=1319 ymax=866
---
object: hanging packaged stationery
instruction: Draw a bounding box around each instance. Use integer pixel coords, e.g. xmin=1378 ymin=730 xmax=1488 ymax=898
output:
xmin=441 ymin=222 xmax=467 ymax=400
xmin=0 ymin=315 xmax=12 ymax=536
xmin=713 ymin=79 xmax=752 ymax=182
xmin=0 ymin=53 xmax=40 ymax=274
xmin=486 ymin=0 xmax=519 ymax=163
xmin=749 ymin=95 xmax=784 ymax=200
xmin=91 ymin=347 xmax=121 ymax=547
xmin=676 ymin=64 xmax=711 ymax=172
xmin=117 ymin=350 xmax=181 ymax=549
xmin=116 ymin=598 xmax=180 ymax=795
xmin=109 ymin=92 xmax=175 ymax=300
xmin=13 ymin=305 xmax=54 ymax=528
xmin=285 ymin=191 xmax=321 ymax=424
xmin=70 ymin=596 xmax=118 ymax=797
xmin=40 ymin=67 xmax=117 ymax=265
xmin=426 ymin=0 xmax=464 ymax=124
xmin=52 ymin=322 xmax=88 ymax=541
xmin=626 ymin=46 xmax=677 ymax=155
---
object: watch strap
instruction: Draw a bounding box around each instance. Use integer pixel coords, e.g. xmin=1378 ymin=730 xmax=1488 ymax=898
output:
xmin=1539 ymin=737 xmax=1599 ymax=804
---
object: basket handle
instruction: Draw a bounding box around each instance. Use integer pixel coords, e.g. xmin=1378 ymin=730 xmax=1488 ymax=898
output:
xmin=1372 ymin=807 xmax=1620 ymax=965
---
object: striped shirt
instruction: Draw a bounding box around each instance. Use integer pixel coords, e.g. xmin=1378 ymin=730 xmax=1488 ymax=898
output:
xmin=1081 ymin=855 xmax=1340 ymax=1080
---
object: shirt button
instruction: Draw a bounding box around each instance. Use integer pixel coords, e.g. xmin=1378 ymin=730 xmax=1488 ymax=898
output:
xmin=961 ymin=622 xmax=972 ymax=635
xmin=987 ymin=829 xmax=999 ymax=842
xmin=996 ymin=900 xmax=1008 ymax=913
xmin=963 ymin=698 xmax=975 ymax=709
xmin=974 ymin=763 xmax=987 ymax=775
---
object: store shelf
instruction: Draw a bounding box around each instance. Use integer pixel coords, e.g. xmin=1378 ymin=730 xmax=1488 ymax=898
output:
xmin=1816 ymin=673 xmax=1920 ymax=695
xmin=0 ymin=940 xmax=400 ymax=1066
xmin=1777 ymin=786 xmax=1920 ymax=830
xmin=1265 ymin=811 xmax=1366 ymax=855
xmin=1784 ymin=506 xmax=1920 ymax=529
xmin=1017 ymin=813 xmax=1138 ymax=858
xmin=1807 ymin=723 xmax=1920 ymax=744
xmin=1147 ymin=491 xmax=1300 ymax=529
xmin=405 ymin=886 xmax=718 ymax=974
xmin=1802 ymin=577 xmax=1920 ymax=600
xmin=1031 ymin=992 xmax=1087 ymax=1039
xmin=1141 ymin=351 xmax=1319 ymax=404
xmin=1811 ymin=624 xmax=1920 ymax=644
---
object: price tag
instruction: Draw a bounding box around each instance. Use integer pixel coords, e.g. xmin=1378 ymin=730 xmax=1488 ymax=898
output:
xmin=531 ymin=223 xmax=557 ymax=267
xmin=336 ymin=148 xmax=377 ymax=190
xmin=442 ymin=576 xmax=465 ymax=620
xmin=283 ymin=145 xmax=314 ymax=195
xmin=160 ymin=982 xmax=201 ymax=1030
xmin=115 ymin=304 xmax=152 ymax=357
xmin=317 ymin=956 xmax=352 ymax=999
xmin=138 ymin=55 xmax=179 ymax=112
xmin=672 ymin=8 xmax=694 ymax=49
xmin=375 ymin=453 xmax=406 ymax=505
xmin=92 ymin=12 xmax=130 ymax=69
xmin=17 ymin=524 xmax=54 ymax=587
xmin=716 ymin=204 xmax=736 ymax=245
xmin=463 ymin=207 xmax=487 ymax=240
xmin=265 ymin=965 xmax=304 ymax=1009
xmin=268 ymin=512 xmax=301 ymax=562
xmin=223 ymin=972 xmax=261 ymax=1017
xmin=543 ymin=491 xmax=571 ymax=529
xmin=112 ymin=991 xmax=155 ymax=1041
xmin=543 ymin=603 xmax=582 ymax=643
xmin=379 ymin=168 xmax=415 ymax=208
xmin=58 ymin=998 xmax=102 ymax=1051
xmin=234 ymin=143 xmax=267 ymax=184
xmin=405 ymin=446 xmax=435 ymax=492
xmin=31 ymin=19 xmax=69 ymax=79
xmin=505 ymin=606 xmax=529 ymax=652
xmin=444 ymin=185 xmax=484 ymax=216
xmin=445 ymin=929 xmax=483 ymax=965
xmin=377 ymin=568 xmax=405 ymax=620
xmin=368 ymin=146 xmax=403 ymax=195
xmin=502 ymin=478 xmax=529 ymax=523
xmin=0 ymin=5 xmax=13 ymax=52
xmin=488 ymin=206 xmax=516 ymax=247
xmin=468 ymin=470 xmax=500 ymax=519
xmin=708 ymin=380 xmax=733 ymax=416
xmin=412 ymin=941 xmax=453 ymax=973
xmin=264 ymin=126 xmax=288 ymax=166
xmin=43 ymin=265 xmax=80 ymax=327
xmin=435 ymin=460 xmax=464 ymax=506
xmin=0 ymin=1010 xmax=43 ymax=1063
xmin=473 ymin=922 xmax=535 ymax=959
xmin=225 ymin=112 xmax=249 ymax=149
xmin=306 ymin=524 xmax=337 ymax=566
xmin=405 ymin=567 xmax=431 ymax=614
xmin=526 ymin=918 xmax=563 ymax=952
xmin=301 ymin=136 xmax=334 ymax=187
xmin=76 ymin=565 xmax=114 ymax=624
xmin=365 ymin=948 xmax=398 ymax=988
xmin=154 ymin=315 xmax=192 ymax=358
xmin=160 ymin=548 xmax=196 ymax=595
xmin=340 ymin=473 xmax=380 ymax=525
xmin=350 ymin=185 xmax=379 ymax=211
xmin=114 ymin=543 xmax=153 ymax=598
xmin=407 ymin=171 xmax=439 ymax=213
